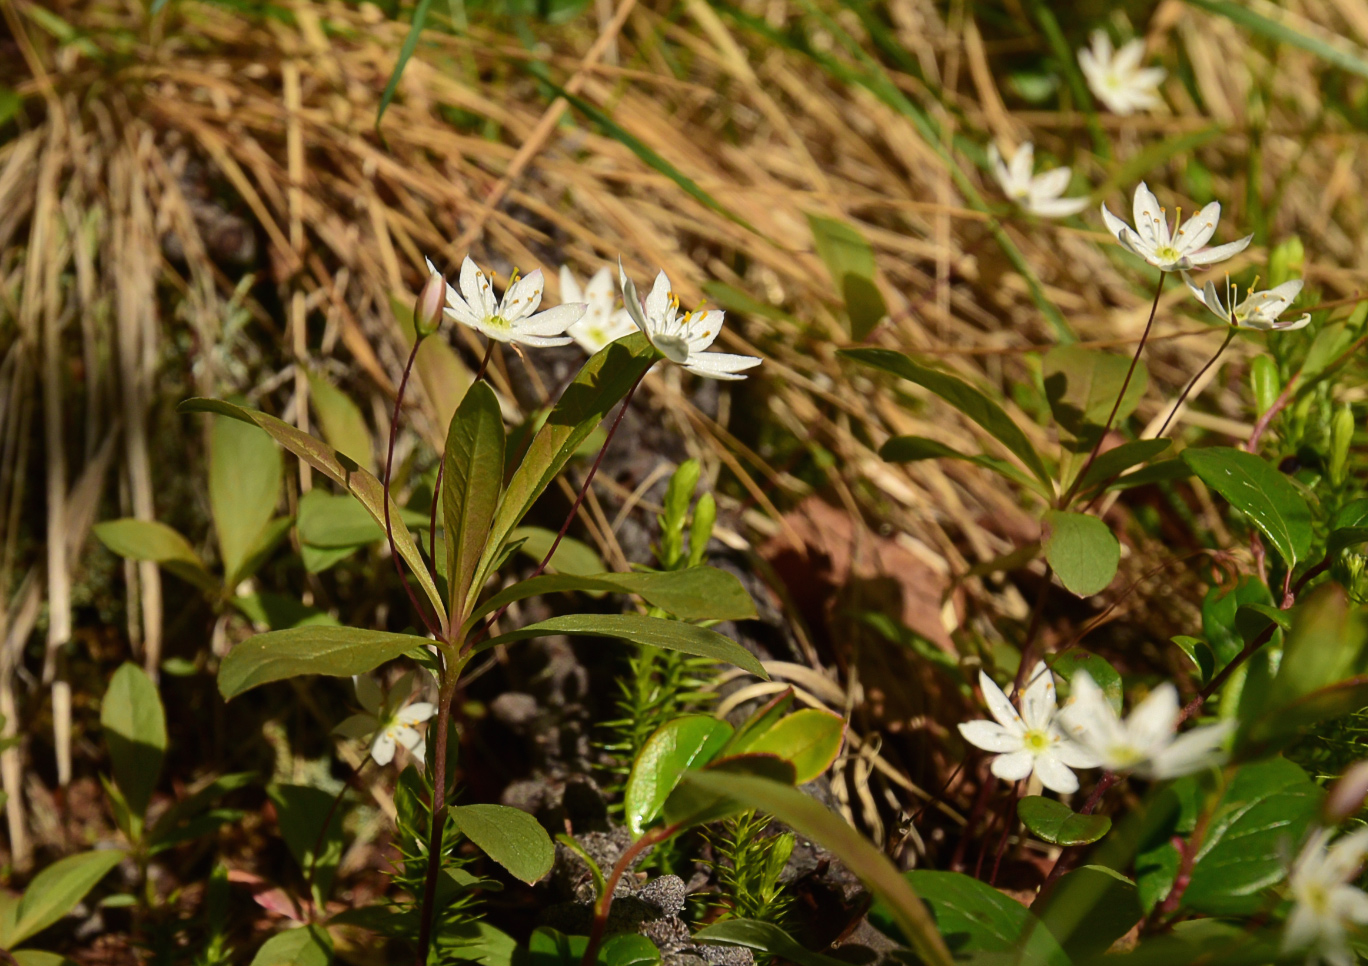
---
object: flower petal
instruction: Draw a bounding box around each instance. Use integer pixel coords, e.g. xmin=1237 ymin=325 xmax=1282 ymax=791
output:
xmin=1132 ymin=182 xmax=1164 ymax=249
xmin=1125 ymin=683 xmax=1180 ymax=753
xmin=398 ymin=702 xmax=436 ymax=726
xmin=1009 ymin=142 xmax=1035 ymax=189
xmin=501 ymin=268 xmax=545 ymax=321
xmin=1029 ymin=196 xmax=1089 ymax=219
xmin=958 ymin=720 xmax=1023 ymax=754
xmin=1174 ymin=201 xmax=1221 ymax=255
xmin=1183 ymin=234 xmax=1253 ymax=267
xmin=685 ymin=310 xmax=727 ymax=352
xmin=1034 ymin=751 xmax=1080 ymax=795
xmin=1100 ymin=203 xmax=1132 ymax=243
xmin=645 ymin=270 xmax=673 ymax=325
xmin=1146 ymin=720 xmax=1233 ymax=779
xmin=559 ymin=265 xmax=583 ymax=304
xmin=978 ymin=670 xmax=1025 ymax=733
xmin=683 ymin=351 xmax=763 ymax=379
xmin=1029 ymin=166 xmax=1072 ymax=201
xmin=370 ymin=731 xmax=397 ymax=766
xmin=513 ymin=303 xmax=586 ymax=337
xmin=990 ymin=750 xmax=1036 ymax=783
xmin=1020 ymin=662 xmax=1057 ymax=732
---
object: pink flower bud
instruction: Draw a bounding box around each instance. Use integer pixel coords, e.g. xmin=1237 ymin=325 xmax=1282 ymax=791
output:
xmin=1324 ymin=759 xmax=1368 ymax=824
xmin=415 ymin=270 xmax=445 ymax=337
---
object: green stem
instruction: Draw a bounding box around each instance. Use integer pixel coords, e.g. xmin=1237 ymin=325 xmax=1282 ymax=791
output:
xmin=1156 ymin=327 xmax=1237 ymax=439
xmin=415 ymin=655 xmax=462 ymax=966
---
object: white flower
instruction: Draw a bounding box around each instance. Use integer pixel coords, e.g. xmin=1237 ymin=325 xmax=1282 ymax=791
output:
xmin=333 ymin=672 xmax=436 ymax=767
xmin=1186 ymin=275 xmax=1312 ymax=331
xmin=1059 ymin=672 xmax=1232 ymax=779
xmin=560 ymin=266 xmax=635 ymax=354
xmin=1078 ymin=31 xmax=1166 ymax=116
xmin=989 ymin=143 xmax=1089 ymax=219
xmin=618 ymin=263 xmax=762 ymax=381
xmin=1283 ymin=826 xmax=1368 ymax=966
xmin=957 ymin=662 xmax=1099 ymax=794
xmin=426 ymin=255 xmax=585 ymax=348
xmin=1101 ymin=183 xmax=1252 ymax=272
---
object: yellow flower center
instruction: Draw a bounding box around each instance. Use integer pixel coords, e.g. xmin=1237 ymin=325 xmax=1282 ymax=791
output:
xmin=1023 ymin=730 xmax=1051 ymax=753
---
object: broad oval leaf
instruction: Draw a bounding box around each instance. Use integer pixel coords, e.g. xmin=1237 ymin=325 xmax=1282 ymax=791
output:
xmin=306 ymin=371 xmax=375 ymax=474
xmin=210 ymin=411 xmax=283 ymax=586
xmin=1042 ymin=346 xmax=1148 ymax=438
xmin=477 ymin=614 xmax=766 ymax=678
xmin=679 ymin=771 xmax=953 ymax=966
xmin=218 ymin=627 xmax=430 ymax=700
xmin=179 ymin=398 xmax=446 ymax=625
xmin=624 ymin=715 xmax=733 ymax=836
xmin=463 ymin=567 xmax=756 ymax=636
xmin=731 ymin=708 xmax=845 ymax=784
xmin=1182 ymin=758 xmax=1322 ymax=915
xmin=1017 ymin=796 xmax=1111 ymax=846
xmin=1183 ymin=447 xmax=1313 ymax=568
xmin=662 ymin=754 xmax=796 ymax=829
xmin=870 ymin=870 xmax=1068 ymax=966
xmin=445 ymin=382 xmax=506 ymax=624
xmin=839 ymin=348 xmax=1051 ymax=488
xmin=1042 ymin=510 xmax=1119 ymax=597
xmin=719 ymin=688 xmax=795 ymax=756
xmin=247 ymin=925 xmax=333 ymax=966
xmin=451 ymin=803 xmax=555 ymax=884
xmin=1049 ymin=650 xmax=1123 ymax=714
xmin=7 ymin=849 xmax=125 ymax=948
xmin=472 ymin=335 xmax=657 ymax=610
xmin=692 ymin=920 xmax=848 ymax=966
xmin=92 ymin=519 xmax=216 ymax=591
xmin=598 ymin=935 xmax=661 ymax=966
xmin=100 ymin=663 xmax=167 ymax=819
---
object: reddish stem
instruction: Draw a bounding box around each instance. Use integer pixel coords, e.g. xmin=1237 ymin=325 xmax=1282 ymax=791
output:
xmin=580 ymin=824 xmax=676 ymax=966
xmin=415 ymin=669 xmax=458 ymax=966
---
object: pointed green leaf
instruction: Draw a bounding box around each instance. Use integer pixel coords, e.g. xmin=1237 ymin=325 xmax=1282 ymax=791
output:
xmin=7 ymin=850 xmax=125 ymax=948
xmin=179 ymin=398 xmax=445 ymax=624
xmin=211 ymin=411 xmax=282 ymax=585
xmin=451 ymin=804 xmax=555 ymax=883
xmin=692 ymin=920 xmax=848 ymax=966
xmin=840 ymin=348 xmax=1050 ymax=488
xmin=477 ymin=613 xmax=765 ymax=678
xmin=1042 ymin=511 xmax=1119 ymax=597
xmin=507 ymin=527 xmax=603 ymax=576
xmin=730 ymin=708 xmax=845 ymax=784
xmin=100 ymin=663 xmax=167 ymax=820
xmin=1033 ymin=865 xmax=1141 ymax=962
xmin=217 ymin=626 xmax=430 ymax=700
xmin=879 ymin=435 xmax=1048 ymax=495
xmin=269 ymin=784 xmax=345 ymax=902
xmin=807 ymin=214 xmax=886 ymax=340
xmin=1077 ymin=438 xmax=1172 ymax=495
xmin=307 ymin=371 xmax=375 ymax=474
xmin=662 ymin=754 xmax=797 ymax=829
xmin=93 ymin=519 xmax=217 ymax=591
xmin=444 ymin=382 xmax=506 ymax=624
xmin=1183 ymin=447 xmax=1313 ymax=568
xmin=248 ymin=925 xmax=333 ymax=966
xmin=624 ymin=715 xmax=733 ymax=836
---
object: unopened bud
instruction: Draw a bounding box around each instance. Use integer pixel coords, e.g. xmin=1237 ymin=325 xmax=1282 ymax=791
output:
xmin=1331 ymin=404 xmax=1355 ymax=486
xmin=1324 ymin=759 xmax=1368 ymax=823
xmin=1250 ymin=356 xmax=1280 ymax=417
xmin=415 ymin=270 xmax=445 ymax=338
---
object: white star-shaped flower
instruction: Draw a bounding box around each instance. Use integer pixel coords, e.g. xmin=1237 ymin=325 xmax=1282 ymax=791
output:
xmin=1186 ymin=275 xmax=1312 ymax=331
xmin=618 ymin=264 xmax=762 ymax=381
xmin=426 ymin=255 xmax=585 ymax=348
xmin=333 ymin=672 xmax=436 ymax=767
xmin=1059 ymin=672 xmax=1232 ymax=779
xmin=989 ymin=142 xmax=1088 ymax=219
xmin=1282 ymin=826 xmax=1368 ymax=966
xmin=1101 ymin=182 xmax=1252 ymax=272
xmin=1078 ymin=31 xmax=1166 ymax=116
xmin=560 ymin=265 xmax=635 ymax=355
xmin=957 ymin=662 xmax=1099 ymax=794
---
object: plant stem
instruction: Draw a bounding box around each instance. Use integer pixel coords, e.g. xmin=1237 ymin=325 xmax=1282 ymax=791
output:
xmin=385 ymin=335 xmax=445 ymax=641
xmin=1062 ymin=272 xmax=1166 ymax=507
xmin=581 ymin=824 xmax=676 ymax=966
xmin=1156 ymin=327 xmax=1236 ymax=439
xmin=1012 ymin=566 xmax=1053 ymax=696
xmin=468 ymin=370 xmax=646 ymax=651
xmin=307 ymin=758 xmax=370 ymax=908
xmin=416 ymin=663 xmax=460 ymax=966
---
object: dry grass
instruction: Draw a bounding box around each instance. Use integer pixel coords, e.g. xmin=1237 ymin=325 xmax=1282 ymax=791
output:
xmin=2 ymin=0 xmax=1368 ymax=874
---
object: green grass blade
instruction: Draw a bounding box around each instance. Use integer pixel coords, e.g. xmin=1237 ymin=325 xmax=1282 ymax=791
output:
xmin=376 ymin=0 xmax=434 ymax=129
xmin=1187 ymin=0 xmax=1368 ymax=80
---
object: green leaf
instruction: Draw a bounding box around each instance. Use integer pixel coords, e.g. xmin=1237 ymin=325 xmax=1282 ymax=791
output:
xmin=307 ymin=371 xmax=374 ymax=474
xmin=444 ymin=381 xmax=506 ymax=624
xmin=147 ymin=772 xmax=256 ymax=852
xmin=872 ymin=871 xmax=1069 ymax=966
xmin=663 ymin=754 xmax=797 ymax=829
xmin=478 ymin=614 xmax=766 ymax=678
xmin=179 ymin=398 xmax=445 ymax=623
xmin=1187 ymin=0 xmax=1368 ymax=80
xmin=268 ymin=785 xmax=345 ymax=902
xmin=1202 ymin=576 xmax=1273 ymax=669
xmin=1077 ymin=439 xmax=1172 ymax=495
xmin=1101 ymin=458 xmax=1193 ymax=492
xmin=235 ymin=516 xmax=293 ymax=585
xmin=5 ymin=850 xmax=125 ymax=948
xmin=729 ymin=708 xmax=845 ymax=784
xmin=451 ymin=804 xmax=554 ymax=884
xmin=528 ymin=927 xmax=586 ymax=966
xmin=508 ymin=527 xmax=603 ymax=576
xmin=376 ymin=0 xmax=433 ymax=128
xmin=1183 ymin=447 xmax=1313 ymax=569
xmin=1042 ymin=510 xmax=1119 ymax=597
xmin=1182 ymin=758 xmax=1323 ymax=915
xmin=0 ymin=88 xmax=22 ymax=127
xmin=878 ymin=436 xmax=1048 ymax=496
xmin=1172 ymin=636 xmax=1215 ymax=685
xmin=248 ymin=925 xmax=333 ymax=966
xmin=463 ymin=567 xmax=756 ymax=636
xmin=598 ymin=935 xmax=660 ymax=966
xmin=92 ymin=519 xmax=216 ymax=591
xmin=1017 ymin=796 xmax=1111 ymax=846
xmin=624 ymin=715 xmax=733 ymax=836
xmin=807 ymin=214 xmax=886 ymax=340
xmin=12 ymin=952 xmax=77 ymax=966
xmin=471 ymin=335 xmax=657 ymax=613
xmin=231 ymin=593 xmax=338 ymax=630
xmin=1049 ymin=650 xmax=1123 ymax=714
xmin=720 ymin=688 xmax=795 ymax=756
xmin=1043 ymin=346 xmax=1149 ymax=438
xmin=211 ymin=410 xmax=283 ymax=585
xmin=100 ymin=663 xmax=167 ymax=821
xmin=677 ymin=772 xmax=953 ymax=966
xmin=840 ymin=348 xmax=1051 ymax=489
xmin=692 ymin=920 xmax=848 ymax=966
xmin=1033 ymin=865 xmax=1142 ymax=962
xmin=217 ymin=626 xmax=430 ymax=700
